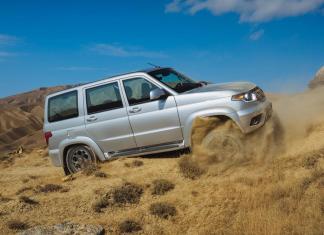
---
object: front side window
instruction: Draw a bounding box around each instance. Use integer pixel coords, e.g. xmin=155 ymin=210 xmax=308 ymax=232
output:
xmin=148 ymin=68 xmax=201 ymax=93
xmin=48 ymin=90 xmax=78 ymax=122
xmin=86 ymin=82 xmax=123 ymax=114
xmin=123 ymin=77 xmax=159 ymax=105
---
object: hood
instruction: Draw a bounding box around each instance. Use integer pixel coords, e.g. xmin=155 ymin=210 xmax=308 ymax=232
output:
xmin=184 ymin=82 xmax=256 ymax=94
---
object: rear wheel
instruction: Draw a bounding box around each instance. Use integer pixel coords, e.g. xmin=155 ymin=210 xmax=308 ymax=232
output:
xmin=65 ymin=145 xmax=96 ymax=174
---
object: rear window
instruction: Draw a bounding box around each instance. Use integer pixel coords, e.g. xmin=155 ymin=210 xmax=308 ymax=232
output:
xmin=48 ymin=90 xmax=78 ymax=122
xmin=86 ymin=82 xmax=123 ymax=114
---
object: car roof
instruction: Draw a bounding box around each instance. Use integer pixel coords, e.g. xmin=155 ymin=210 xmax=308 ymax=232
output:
xmin=47 ymin=67 xmax=170 ymax=97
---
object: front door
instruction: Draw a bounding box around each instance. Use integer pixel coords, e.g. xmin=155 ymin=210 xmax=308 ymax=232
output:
xmin=121 ymin=77 xmax=183 ymax=147
xmin=83 ymin=81 xmax=136 ymax=152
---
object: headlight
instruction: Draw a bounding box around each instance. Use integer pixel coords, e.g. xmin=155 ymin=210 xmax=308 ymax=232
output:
xmin=232 ymin=87 xmax=264 ymax=102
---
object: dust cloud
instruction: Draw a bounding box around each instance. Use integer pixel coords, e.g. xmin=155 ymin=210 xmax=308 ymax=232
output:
xmin=191 ymin=86 xmax=324 ymax=167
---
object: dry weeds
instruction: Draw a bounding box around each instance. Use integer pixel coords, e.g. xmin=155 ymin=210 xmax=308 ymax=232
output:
xmin=112 ymin=182 xmax=143 ymax=204
xmin=151 ymin=179 xmax=175 ymax=195
xmin=19 ymin=196 xmax=39 ymax=205
xmin=149 ymin=202 xmax=177 ymax=219
xmin=92 ymin=182 xmax=144 ymax=213
xmin=94 ymin=171 xmax=107 ymax=178
xmin=7 ymin=220 xmax=29 ymax=231
xmin=36 ymin=184 xmax=63 ymax=193
xmin=178 ymin=157 xmax=204 ymax=179
xmin=119 ymin=219 xmax=142 ymax=233
xmin=124 ymin=159 xmax=144 ymax=168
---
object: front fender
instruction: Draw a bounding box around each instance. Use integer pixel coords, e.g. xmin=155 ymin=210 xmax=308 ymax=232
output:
xmin=58 ymin=136 xmax=107 ymax=165
xmin=183 ymin=108 xmax=240 ymax=147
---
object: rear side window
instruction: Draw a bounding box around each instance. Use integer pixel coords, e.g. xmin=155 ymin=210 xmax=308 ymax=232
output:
xmin=86 ymin=82 xmax=123 ymax=114
xmin=48 ymin=90 xmax=78 ymax=122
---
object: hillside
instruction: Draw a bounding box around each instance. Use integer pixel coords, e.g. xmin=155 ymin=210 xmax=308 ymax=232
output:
xmin=0 ymin=84 xmax=323 ymax=234
xmin=0 ymin=86 xmax=67 ymax=153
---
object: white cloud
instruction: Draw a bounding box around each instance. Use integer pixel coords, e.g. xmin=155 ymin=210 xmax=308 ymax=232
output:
xmin=250 ymin=29 xmax=264 ymax=40
xmin=166 ymin=0 xmax=324 ymax=22
xmin=0 ymin=34 xmax=19 ymax=45
xmin=91 ymin=44 xmax=167 ymax=58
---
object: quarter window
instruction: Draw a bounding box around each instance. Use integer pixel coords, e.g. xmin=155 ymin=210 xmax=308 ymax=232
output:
xmin=86 ymin=82 xmax=123 ymax=114
xmin=48 ymin=90 xmax=78 ymax=122
xmin=123 ymin=77 xmax=159 ymax=105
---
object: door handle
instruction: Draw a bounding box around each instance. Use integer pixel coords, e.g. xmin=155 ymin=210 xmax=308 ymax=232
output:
xmin=129 ymin=107 xmax=142 ymax=113
xmin=86 ymin=116 xmax=98 ymax=122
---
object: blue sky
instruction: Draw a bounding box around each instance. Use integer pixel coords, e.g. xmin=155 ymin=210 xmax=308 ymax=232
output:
xmin=0 ymin=0 xmax=324 ymax=98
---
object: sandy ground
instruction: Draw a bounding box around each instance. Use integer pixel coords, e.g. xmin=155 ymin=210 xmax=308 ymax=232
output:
xmin=0 ymin=88 xmax=324 ymax=234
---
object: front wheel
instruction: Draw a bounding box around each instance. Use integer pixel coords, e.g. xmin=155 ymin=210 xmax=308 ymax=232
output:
xmin=201 ymin=129 xmax=244 ymax=163
xmin=65 ymin=145 xmax=96 ymax=174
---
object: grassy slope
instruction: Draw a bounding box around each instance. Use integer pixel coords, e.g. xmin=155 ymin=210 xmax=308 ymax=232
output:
xmin=0 ymin=88 xmax=324 ymax=234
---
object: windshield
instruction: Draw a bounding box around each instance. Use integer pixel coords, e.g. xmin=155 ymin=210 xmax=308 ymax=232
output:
xmin=148 ymin=68 xmax=202 ymax=93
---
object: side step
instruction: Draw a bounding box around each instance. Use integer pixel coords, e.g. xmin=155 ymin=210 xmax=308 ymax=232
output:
xmin=107 ymin=140 xmax=185 ymax=158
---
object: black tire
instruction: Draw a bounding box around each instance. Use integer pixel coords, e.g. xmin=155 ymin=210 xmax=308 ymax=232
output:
xmin=64 ymin=145 xmax=96 ymax=174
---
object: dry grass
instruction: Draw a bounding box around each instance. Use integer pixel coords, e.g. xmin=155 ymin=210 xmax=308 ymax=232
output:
xmin=119 ymin=219 xmax=142 ymax=233
xmin=178 ymin=157 xmax=204 ymax=179
xmin=149 ymin=202 xmax=177 ymax=219
xmin=7 ymin=220 xmax=29 ymax=231
xmin=151 ymin=179 xmax=175 ymax=195
xmin=82 ymin=163 xmax=98 ymax=176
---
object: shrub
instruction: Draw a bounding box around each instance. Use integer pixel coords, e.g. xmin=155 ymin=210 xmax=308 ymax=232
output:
xmin=124 ymin=160 xmax=144 ymax=168
xmin=16 ymin=186 xmax=33 ymax=195
xmin=0 ymin=194 xmax=11 ymax=203
xmin=36 ymin=184 xmax=62 ymax=193
xmin=132 ymin=160 xmax=143 ymax=167
xmin=178 ymin=157 xmax=204 ymax=179
xmin=7 ymin=220 xmax=29 ymax=230
xmin=113 ymin=182 xmax=143 ymax=204
xmin=149 ymin=202 xmax=177 ymax=219
xmin=302 ymin=155 xmax=318 ymax=169
xmin=94 ymin=171 xmax=107 ymax=178
xmin=19 ymin=196 xmax=38 ymax=205
xmin=92 ymin=182 xmax=144 ymax=212
xmin=152 ymin=179 xmax=175 ymax=195
xmin=92 ymin=197 xmax=110 ymax=213
xmin=119 ymin=219 xmax=142 ymax=233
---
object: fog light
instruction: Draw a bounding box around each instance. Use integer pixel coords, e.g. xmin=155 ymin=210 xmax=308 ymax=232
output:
xmin=250 ymin=114 xmax=262 ymax=126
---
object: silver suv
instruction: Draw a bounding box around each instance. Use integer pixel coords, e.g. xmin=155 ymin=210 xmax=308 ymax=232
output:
xmin=44 ymin=67 xmax=272 ymax=174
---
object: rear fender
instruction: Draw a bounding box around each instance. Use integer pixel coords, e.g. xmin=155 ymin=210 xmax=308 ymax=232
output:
xmin=58 ymin=136 xmax=106 ymax=165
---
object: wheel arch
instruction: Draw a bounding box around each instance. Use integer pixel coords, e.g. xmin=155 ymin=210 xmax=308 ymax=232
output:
xmin=183 ymin=109 xmax=242 ymax=148
xmin=59 ymin=136 xmax=106 ymax=167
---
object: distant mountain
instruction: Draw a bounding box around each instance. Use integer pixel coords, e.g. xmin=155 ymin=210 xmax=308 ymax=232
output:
xmin=309 ymin=66 xmax=324 ymax=89
xmin=0 ymin=86 xmax=67 ymax=153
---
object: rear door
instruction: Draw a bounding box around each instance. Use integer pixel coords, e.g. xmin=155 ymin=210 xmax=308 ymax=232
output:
xmin=83 ymin=80 xmax=136 ymax=152
xmin=121 ymin=76 xmax=183 ymax=147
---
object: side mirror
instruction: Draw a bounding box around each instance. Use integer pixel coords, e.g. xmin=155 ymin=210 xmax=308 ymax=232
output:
xmin=150 ymin=88 xmax=168 ymax=100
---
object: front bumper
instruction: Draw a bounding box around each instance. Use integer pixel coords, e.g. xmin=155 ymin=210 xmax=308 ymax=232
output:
xmin=236 ymin=100 xmax=273 ymax=133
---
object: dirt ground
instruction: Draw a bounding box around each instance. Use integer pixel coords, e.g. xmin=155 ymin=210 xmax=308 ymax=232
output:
xmin=0 ymin=88 xmax=324 ymax=235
